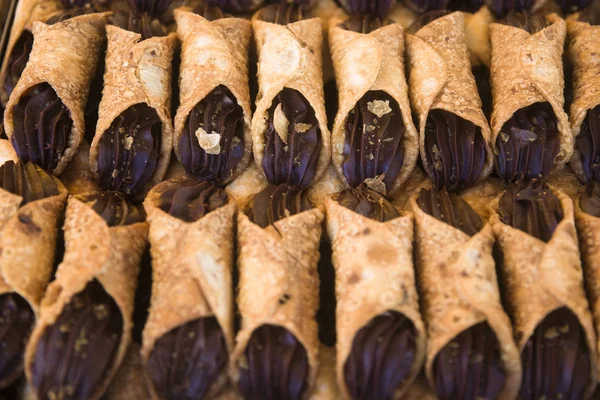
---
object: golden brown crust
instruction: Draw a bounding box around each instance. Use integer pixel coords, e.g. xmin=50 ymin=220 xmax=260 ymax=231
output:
xmin=173 ymin=10 xmax=252 ymax=184
xmin=3 ymin=13 xmax=109 ymax=175
xmin=59 ymin=141 xmax=102 ymax=197
xmin=410 ymin=191 xmax=521 ymax=399
xmin=105 ymin=343 xmax=151 ymax=400
xmin=489 ymin=15 xmax=572 ymax=175
xmin=490 ymin=187 xmax=599 ymax=398
xmin=230 ymin=209 xmax=324 ymax=396
xmin=90 ymin=25 xmax=176 ymax=191
xmin=142 ymin=180 xmax=236 ymax=399
xmin=251 ymin=14 xmax=331 ymax=186
xmin=24 ymin=197 xmax=148 ymax=400
xmin=328 ymin=14 xmax=418 ymax=197
xmin=406 ymin=12 xmax=493 ymax=186
xmin=325 ymin=198 xmax=426 ymax=399
xmin=566 ymin=19 xmax=600 ymax=182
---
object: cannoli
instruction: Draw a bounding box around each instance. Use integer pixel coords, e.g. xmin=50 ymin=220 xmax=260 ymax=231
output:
xmin=0 ymin=161 xmax=66 ymax=390
xmin=3 ymin=10 xmax=108 ymax=175
xmin=0 ymin=0 xmax=61 ymax=106
xmin=325 ymin=184 xmax=426 ymax=399
xmin=328 ymin=13 xmax=419 ymax=197
xmin=335 ymin=0 xmax=394 ymax=18
xmin=89 ymin=8 xmax=176 ymax=197
xmin=567 ymin=5 xmax=600 ymax=184
xmin=410 ymin=186 xmax=521 ymax=400
xmin=105 ymin=343 xmax=150 ymax=400
xmin=490 ymin=12 xmax=571 ymax=182
xmin=24 ymin=191 xmax=147 ymax=400
xmin=406 ymin=11 xmax=493 ymax=192
xmin=142 ymin=180 xmax=235 ymax=399
xmin=484 ymin=0 xmax=545 ymax=18
xmin=231 ymin=183 xmax=323 ymax=400
xmin=491 ymin=180 xmax=598 ymax=399
xmin=251 ymin=3 xmax=331 ymax=189
xmin=173 ymin=6 xmax=252 ymax=186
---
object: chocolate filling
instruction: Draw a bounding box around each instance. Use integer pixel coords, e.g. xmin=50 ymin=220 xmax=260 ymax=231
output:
xmin=204 ymin=0 xmax=255 ymax=14
xmin=580 ymin=183 xmax=600 ymax=218
xmin=2 ymin=31 xmax=33 ymax=106
xmin=336 ymin=184 xmax=400 ymax=222
xmin=111 ymin=10 xmax=167 ymax=39
xmin=499 ymin=180 xmax=563 ymax=242
xmin=340 ymin=15 xmax=391 ymax=33
xmin=127 ymin=0 xmax=171 ymax=15
xmin=78 ymin=191 xmax=146 ymax=227
xmin=578 ymin=0 xmax=600 ymax=24
xmin=404 ymin=0 xmax=447 ymax=13
xmin=60 ymin=0 xmax=109 ymax=8
xmin=31 ymin=280 xmax=123 ymax=400
xmin=340 ymin=0 xmax=393 ymax=19
xmin=146 ymin=317 xmax=228 ymax=400
xmin=0 ymin=294 xmax=34 ymax=389
xmin=249 ymin=184 xmax=312 ymax=228
xmin=407 ymin=10 xmax=451 ymax=33
xmin=494 ymin=102 xmax=560 ymax=183
xmin=433 ymin=322 xmax=506 ymax=400
xmin=344 ymin=311 xmax=417 ymax=400
xmin=576 ymin=105 xmax=600 ymax=183
xmin=158 ymin=180 xmax=229 ymax=223
xmin=499 ymin=11 xmax=551 ymax=33
xmin=343 ymin=91 xmax=405 ymax=190
xmin=11 ymin=83 xmax=72 ymax=172
xmin=191 ymin=3 xmax=230 ymax=20
xmin=486 ymin=0 xmax=534 ymax=19
xmin=238 ymin=324 xmax=309 ymax=400
xmin=520 ymin=307 xmax=591 ymax=400
xmin=179 ymin=85 xmax=244 ymax=185
xmin=97 ymin=103 xmax=161 ymax=197
xmin=556 ymin=0 xmax=592 ymax=14
xmin=0 ymin=161 xmax=61 ymax=204
xmin=258 ymin=3 xmax=308 ymax=24
xmin=446 ymin=0 xmax=484 ymax=12
xmin=418 ymin=187 xmax=482 ymax=236
xmin=424 ymin=109 xmax=486 ymax=191
xmin=263 ymin=89 xmax=321 ymax=188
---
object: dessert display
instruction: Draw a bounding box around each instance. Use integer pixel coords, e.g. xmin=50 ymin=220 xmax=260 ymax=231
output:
xmin=0 ymin=0 xmax=600 ymax=398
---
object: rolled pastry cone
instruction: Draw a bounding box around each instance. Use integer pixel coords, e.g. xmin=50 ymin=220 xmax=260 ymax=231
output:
xmin=566 ymin=17 xmax=600 ymax=182
xmin=489 ymin=15 xmax=571 ymax=175
xmin=89 ymin=25 xmax=176 ymax=191
xmin=24 ymin=196 xmax=148 ymax=400
xmin=406 ymin=12 xmax=494 ymax=187
xmin=142 ymin=180 xmax=236 ymax=399
xmin=173 ymin=9 xmax=252 ymax=185
xmin=325 ymin=197 xmax=426 ymax=399
xmin=231 ymin=209 xmax=323 ymax=395
xmin=59 ymin=141 xmax=102 ymax=197
xmin=3 ymin=12 xmax=108 ymax=175
xmin=251 ymin=11 xmax=331 ymax=186
xmin=0 ymin=0 xmax=62 ymax=104
xmin=464 ymin=6 xmax=494 ymax=67
xmin=490 ymin=186 xmax=599 ymax=398
xmin=409 ymin=190 xmax=521 ymax=399
xmin=105 ymin=343 xmax=150 ymax=400
xmin=329 ymin=13 xmax=419 ymax=197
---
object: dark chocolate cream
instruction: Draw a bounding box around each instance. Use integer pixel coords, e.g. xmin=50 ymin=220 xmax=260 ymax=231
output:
xmin=30 ymin=280 xmax=123 ymax=400
xmin=262 ymin=89 xmax=322 ymax=188
xmin=486 ymin=0 xmax=534 ymax=19
xmin=11 ymin=83 xmax=72 ymax=172
xmin=342 ymin=91 xmax=405 ymax=190
xmin=0 ymin=161 xmax=61 ymax=204
xmin=340 ymin=0 xmax=394 ymax=19
xmin=343 ymin=311 xmax=417 ymax=400
xmin=580 ymin=182 xmax=600 ymax=218
xmin=446 ymin=0 xmax=484 ymax=13
xmin=499 ymin=10 xmax=551 ymax=33
xmin=179 ymin=85 xmax=245 ymax=185
xmin=204 ymin=0 xmax=256 ymax=14
xmin=433 ymin=322 xmax=506 ymax=400
xmin=403 ymin=0 xmax=447 ymax=13
xmin=127 ymin=0 xmax=171 ymax=16
xmin=238 ymin=324 xmax=309 ymax=400
xmin=424 ymin=109 xmax=486 ymax=192
xmin=0 ymin=294 xmax=34 ymax=389
xmin=79 ymin=191 xmax=146 ymax=227
xmin=111 ymin=10 xmax=167 ymax=39
xmin=556 ymin=0 xmax=593 ymax=14
xmin=576 ymin=104 xmax=600 ymax=183
xmin=494 ymin=102 xmax=560 ymax=183
xmin=97 ymin=103 xmax=161 ymax=197
xmin=192 ymin=3 xmax=231 ymax=20
xmin=520 ymin=307 xmax=591 ymax=400
xmin=146 ymin=317 xmax=228 ymax=400
xmin=499 ymin=180 xmax=563 ymax=242
xmin=340 ymin=15 xmax=392 ymax=33
xmin=2 ymin=31 xmax=33 ymax=106
xmin=249 ymin=184 xmax=312 ymax=228
xmin=578 ymin=0 xmax=600 ymax=24
xmin=158 ymin=180 xmax=229 ymax=223
xmin=418 ymin=187 xmax=483 ymax=236
xmin=257 ymin=3 xmax=309 ymax=24
xmin=336 ymin=184 xmax=400 ymax=222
